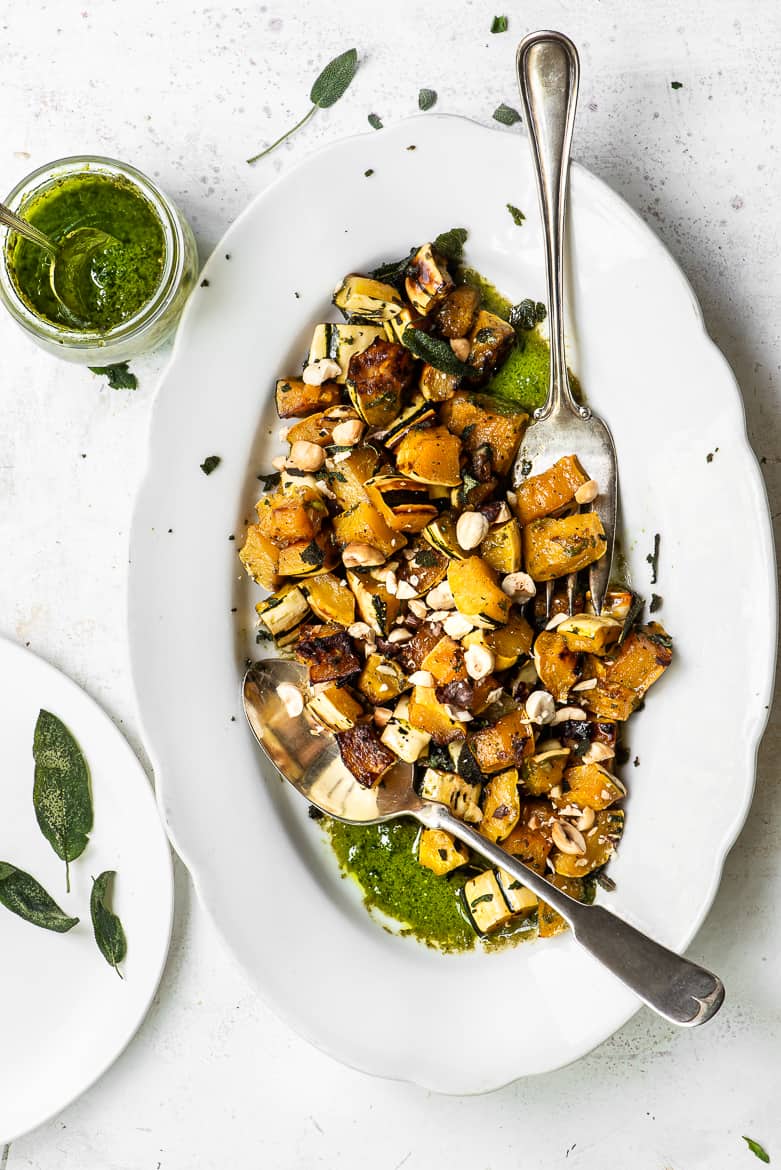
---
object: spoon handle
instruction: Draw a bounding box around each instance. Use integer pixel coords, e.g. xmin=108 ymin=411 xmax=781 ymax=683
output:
xmin=0 ymin=202 xmax=58 ymax=257
xmin=516 ymin=30 xmax=582 ymax=420
xmin=425 ymin=804 xmax=725 ymax=1027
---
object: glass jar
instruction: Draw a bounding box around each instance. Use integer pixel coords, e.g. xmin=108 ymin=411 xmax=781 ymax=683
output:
xmin=0 ymin=155 xmax=198 ymax=364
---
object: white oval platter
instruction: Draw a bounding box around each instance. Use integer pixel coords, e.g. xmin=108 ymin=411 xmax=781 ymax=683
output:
xmin=128 ymin=115 xmax=776 ymax=1094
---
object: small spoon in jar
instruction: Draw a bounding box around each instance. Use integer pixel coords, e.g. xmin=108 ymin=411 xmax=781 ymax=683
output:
xmin=243 ymin=656 xmax=725 ymax=1029
xmin=0 ymin=200 xmax=118 ymax=323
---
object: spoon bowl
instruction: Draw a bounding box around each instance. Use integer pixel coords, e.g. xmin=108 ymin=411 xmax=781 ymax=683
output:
xmin=49 ymin=226 xmax=119 ymax=321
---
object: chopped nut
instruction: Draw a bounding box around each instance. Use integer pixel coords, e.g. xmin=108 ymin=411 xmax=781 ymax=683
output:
xmin=373 ymin=707 xmax=393 ymax=728
xmin=582 ymin=741 xmax=615 ymax=764
xmin=331 ymin=418 xmax=365 ymax=446
xmin=551 ymin=706 xmax=588 ymax=724
xmin=443 ymin=612 xmax=474 ymax=639
xmin=347 ymin=621 xmax=375 ymax=641
xmin=456 ymin=510 xmax=490 ymax=550
xmin=387 ymin=627 xmax=413 ymax=643
xmin=276 ymin=682 xmax=304 ymax=718
xmin=342 ymin=542 xmax=386 ymax=568
xmin=287 ymin=440 xmax=325 ymax=473
xmin=426 ymin=581 xmax=455 ymax=610
xmin=571 ymin=677 xmax=598 ymax=692
xmin=551 ymin=819 xmax=587 ymax=855
xmin=271 ymin=454 xmax=287 ymax=472
xmin=396 ymin=581 xmax=418 ymax=601
xmin=302 ymin=358 xmax=341 ymax=386
xmin=464 ymin=643 xmax=495 ymax=681
xmin=576 ymin=807 xmax=596 ymax=831
xmin=427 ymin=609 xmax=451 ymax=623
xmin=408 ymin=598 xmax=428 ymax=619
xmin=545 ymin=611 xmax=569 ymax=631
xmin=449 ymin=337 xmax=471 ymax=361
xmin=408 ymin=670 xmax=435 ymax=687
xmin=524 ymin=689 xmax=556 ymax=724
xmin=501 ymin=571 xmax=536 ymax=603
xmin=324 ymin=405 xmax=358 ymax=420
xmin=490 ymin=501 xmax=512 ymax=524
xmin=575 ymin=478 xmax=599 ymax=504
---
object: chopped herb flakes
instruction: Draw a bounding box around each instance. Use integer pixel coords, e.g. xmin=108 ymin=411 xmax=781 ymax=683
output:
xmin=507 ymin=203 xmax=526 ymax=226
xmin=257 ymin=470 xmax=281 ymax=490
xmin=368 ymin=113 xmax=383 ymax=130
xmin=418 ymin=88 xmax=437 ymax=111
xmin=671 ymin=81 xmax=684 ymax=90
xmin=650 ymin=593 xmax=663 ymax=613
xmin=743 ymin=1137 xmax=770 ymax=1164
xmin=646 ymin=533 xmax=661 ymax=584
xmin=493 ymin=103 xmax=521 ymax=126
xmin=433 ymin=227 xmax=468 ymax=262
xmin=364 ymin=168 xmax=374 ymax=177
xmin=200 ymin=278 xmax=210 ymax=287
xmin=470 ymin=892 xmax=494 ymax=907
xmin=491 ymin=15 xmax=508 ymax=33
xmin=200 ymin=455 xmax=221 ymax=475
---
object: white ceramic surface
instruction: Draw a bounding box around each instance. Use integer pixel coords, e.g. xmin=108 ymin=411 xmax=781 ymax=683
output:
xmin=0 ymin=637 xmax=174 ymax=1143
xmin=128 ymin=115 xmax=776 ymax=1094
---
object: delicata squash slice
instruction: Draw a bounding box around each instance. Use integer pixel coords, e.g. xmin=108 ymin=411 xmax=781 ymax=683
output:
xmin=239 ymin=232 xmax=674 ymax=949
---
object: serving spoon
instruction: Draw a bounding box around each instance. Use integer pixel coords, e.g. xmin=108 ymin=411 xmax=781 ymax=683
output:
xmin=243 ymin=658 xmax=724 ymax=1028
xmin=0 ymin=199 xmax=117 ymax=322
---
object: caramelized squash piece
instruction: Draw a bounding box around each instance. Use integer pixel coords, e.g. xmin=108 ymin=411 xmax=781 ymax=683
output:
xmin=503 ymin=802 xmax=555 ymax=873
xmin=277 ymin=535 xmax=338 ymax=578
xmin=523 ymin=512 xmax=607 ymax=581
xmin=275 ymin=377 xmax=341 ymax=419
xmin=404 ymin=243 xmax=454 ymax=314
xmin=480 ymin=768 xmax=521 ymax=843
xmin=448 ymin=556 xmax=510 ymax=629
xmin=346 ymin=337 xmax=417 ymax=427
xmin=533 ymin=630 xmax=580 ymax=701
xmin=440 ymin=392 xmax=528 ymax=476
xmin=521 ymin=748 xmax=570 ymax=796
xmin=418 ymin=828 xmax=469 ymax=876
xmin=302 ymin=572 xmax=355 ymax=626
xmin=335 ymin=722 xmax=397 ymax=788
xmin=407 ymin=685 xmax=467 ymax=744
xmin=358 ymin=653 xmax=408 ymax=705
xmin=514 ymin=455 xmax=589 ymax=524
xmin=395 ymin=425 xmax=462 ymax=487
xmin=239 ymin=525 xmax=281 ymax=591
xmin=584 ymin=623 xmax=672 ymax=721
xmin=419 ymin=364 xmax=460 ymax=403
xmin=557 ymin=614 xmax=622 ymax=656
xmin=470 ymin=708 xmax=533 ymax=774
xmin=333 ymin=501 xmax=406 ymax=558
xmin=480 ymin=517 xmax=522 ymax=575
xmin=550 ymin=810 xmax=624 ymax=877
xmin=420 ymin=636 xmax=466 ymax=684
xmin=433 ymin=284 xmax=480 ymax=339
xmin=295 ymin=623 xmax=361 ymax=685
xmin=558 ymin=763 xmax=625 ymax=810
xmin=326 ymin=445 xmax=381 ymax=510
xmin=256 ymin=487 xmax=327 ymax=549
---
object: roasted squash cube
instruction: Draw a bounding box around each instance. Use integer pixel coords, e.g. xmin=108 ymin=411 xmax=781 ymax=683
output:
xmin=606 ymin=623 xmax=673 ymax=697
xmin=418 ymin=828 xmax=469 ymax=876
xmin=559 ymin=763 xmax=625 ymax=810
xmin=256 ymin=487 xmax=327 ymax=549
xmin=533 ymin=630 xmax=580 ymax=701
xmin=557 ymin=614 xmax=622 ymax=656
xmin=358 ymin=653 xmax=408 ymax=705
xmin=326 ymin=444 xmax=382 ymax=510
xmin=521 ymin=747 xmax=570 ymax=796
xmin=307 ymin=685 xmax=364 ymax=733
xmin=335 ymin=722 xmax=397 ymax=788
xmin=496 ymin=870 xmax=538 ymax=915
xmin=419 ymin=364 xmax=460 ymax=403
xmin=448 ymin=556 xmax=511 ymax=629
xmin=538 ymin=874 xmax=594 ymax=937
xmin=395 ymin=425 xmax=462 ymax=487
xmin=239 ymin=525 xmax=281 ymax=591
xmin=277 ymin=535 xmax=337 ymax=578
xmin=275 ymin=377 xmax=341 ymax=419
xmin=420 ymin=636 xmax=466 ymax=684
xmin=286 ymin=410 xmax=348 ymax=447
xmin=408 ymin=685 xmax=467 ymax=744
xmin=464 ymin=870 xmax=513 ymax=933
xmin=346 ymin=337 xmax=417 ymax=427
xmin=433 ymin=284 xmax=480 ymax=339
xmin=514 ymin=455 xmax=590 ymax=524
xmin=467 ymin=310 xmax=516 ymax=383
xmin=255 ymin=583 xmax=310 ymax=642
xmin=480 ymin=768 xmax=521 ymax=843
xmin=583 ymin=681 xmax=638 ymax=722
xmin=295 ymin=623 xmax=361 ymax=685
xmin=524 ymin=512 xmax=608 ymax=582
xmin=440 ymin=392 xmax=528 ymax=477
xmin=480 ymin=517 xmax=522 ymax=574
xmin=333 ymin=274 xmax=403 ymax=321
xmin=333 ymin=501 xmax=406 ymax=558
xmin=419 ymin=767 xmax=482 ymax=822
xmin=470 ymin=708 xmax=533 ymax=774
xmin=346 ymin=570 xmax=401 ymax=636
xmin=405 ymin=243 xmax=454 ymax=314
xmin=503 ymin=804 xmax=554 ymax=874
xmin=551 ymin=810 xmax=624 ymax=877
xmin=395 ymin=540 xmax=449 ymax=597
xmin=302 ymin=572 xmax=355 ymax=626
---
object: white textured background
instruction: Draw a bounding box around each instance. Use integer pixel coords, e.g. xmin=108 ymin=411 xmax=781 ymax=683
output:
xmin=1 ymin=1 xmax=780 ymax=1167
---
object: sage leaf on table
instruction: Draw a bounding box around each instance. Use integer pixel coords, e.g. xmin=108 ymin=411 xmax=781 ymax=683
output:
xmin=0 ymin=862 xmax=79 ymax=932
xmin=493 ymin=103 xmax=522 ymax=126
xmin=418 ymin=88 xmax=437 ymax=111
xmin=401 ymin=327 xmax=473 ymax=378
xmin=491 ymin=15 xmax=508 ymax=33
xmin=88 ymin=362 xmax=137 ymax=390
xmin=433 ymin=227 xmax=468 ymax=262
xmin=247 ymin=48 xmax=359 ymax=164
xmin=91 ymin=870 xmax=127 ymax=978
xmin=743 ymin=1137 xmax=770 ymax=1163
xmin=32 ymin=709 xmax=93 ymax=893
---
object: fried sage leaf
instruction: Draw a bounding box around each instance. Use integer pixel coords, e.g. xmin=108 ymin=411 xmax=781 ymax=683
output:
xmin=33 ymin=709 xmax=93 ymax=893
xmin=90 ymin=870 xmax=127 ymax=977
xmin=401 ymin=327 xmax=473 ymax=378
xmin=0 ymin=862 xmax=79 ymax=932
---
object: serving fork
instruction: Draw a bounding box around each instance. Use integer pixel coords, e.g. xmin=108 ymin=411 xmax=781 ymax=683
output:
xmin=512 ymin=31 xmax=618 ymax=617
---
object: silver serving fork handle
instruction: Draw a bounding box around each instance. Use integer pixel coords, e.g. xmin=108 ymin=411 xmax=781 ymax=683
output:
xmin=512 ymin=31 xmax=618 ymax=615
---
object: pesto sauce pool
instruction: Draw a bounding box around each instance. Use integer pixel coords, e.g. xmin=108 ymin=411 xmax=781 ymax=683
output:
xmin=321 ymin=269 xmax=570 ymax=954
xmin=8 ymin=173 xmax=166 ymax=331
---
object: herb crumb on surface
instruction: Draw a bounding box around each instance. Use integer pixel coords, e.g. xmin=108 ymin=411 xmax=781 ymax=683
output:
xmin=671 ymin=80 xmax=684 ymax=89
xmin=88 ymin=361 xmax=137 ymax=390
xmin=200 ymin=455 xmax=221 ymax=475
xmin=368 ymin=112 xmax=383 ymax=130
xmin=742 ymin=1136 xmax=770 ymax=1163
xmin=364 ymin=168 xmax=374 ymax=177
xmin=507 ymin=203 xmax=526 ymax=226
xmin=418 ymin=88 xmax=437 ymax=111
xmin=650 ymin=593 xmax=663 ymax=613
xmin=493 ymin=102 xmax=522 ymax=126
xmin=647 ymin=533 xmax=661 ymax=584
xmin=491 ymin=15 xmax=508 ymax=33
xmin=200 ymin=278 xmax=209 ymax=287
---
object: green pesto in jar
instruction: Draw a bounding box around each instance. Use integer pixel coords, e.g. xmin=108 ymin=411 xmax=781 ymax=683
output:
xmin=7 ymin=173 xmax=165 ymax=331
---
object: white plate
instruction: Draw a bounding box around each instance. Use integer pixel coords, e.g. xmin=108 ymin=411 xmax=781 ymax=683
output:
xmin=0 ymin=636 xmax=174 ymax=1142
xmin=128 ymin=115 xmax=776 ymax=1093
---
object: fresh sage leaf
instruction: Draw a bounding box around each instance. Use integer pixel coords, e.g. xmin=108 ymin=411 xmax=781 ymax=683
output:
xmin=369 ymin=249 xmax=415 ymax=288
xmin=88 ymin=362 xmax=137 ymax=390
xmin=418 ymin=88 xmax=437 ymax=111
xmin=0 ymin=862 xmax=79 ymax=932
xmin=402 ymin=327 xmax=472 ymax=378
xmin=491 ymin=15 xmax=508 ymax=32
xmin=433 ymin=227 xmax=468 ymax=262
xmin=247 ymin=48 xmax=359 ymax=164
xmin=91 ymin=870 xmax=127 ymax=978
xmin=32 ymin=710 xmax=93 ymax=893
xmin=493 ymin=103 xmax=522 ymax=126
xmin=310 ymin=48 xmax=359 ymax=108
xmin=509 ymin=298 xmax=546 ymax=330
xmin=200 ymin=454 xmax=221 ymax=475
xmin=506 ymin=203 xmax=526 ymax=226
xmin=368 ymin=112 xmax=383 ymax=130
xmin=743 ymin=1137 xmax=770 ymax=1164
